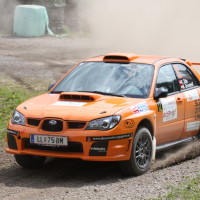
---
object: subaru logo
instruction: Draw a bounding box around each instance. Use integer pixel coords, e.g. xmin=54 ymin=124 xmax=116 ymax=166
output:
xmin=49 ymin=120 xmax=57 ymax=126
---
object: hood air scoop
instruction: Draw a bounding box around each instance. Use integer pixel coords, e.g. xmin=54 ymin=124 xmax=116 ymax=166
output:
xmin=59 ymin=92 xmax=102 ymax=101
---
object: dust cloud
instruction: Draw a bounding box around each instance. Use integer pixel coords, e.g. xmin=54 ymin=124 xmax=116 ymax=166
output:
xmin=77 ymin=0 xmax=200 ymax=61
xmin=1 ymin=0 xmax=200 ymax=62
xmin=76 ymin=0 xmax=200 ymax=170
xmin=0 ymin=0 xmax=19 ymax=34
xmin=152 ymin=140 xmax=200 ymax=171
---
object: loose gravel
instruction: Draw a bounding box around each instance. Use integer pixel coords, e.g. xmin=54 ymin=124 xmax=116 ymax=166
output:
xmin=0 ymin=37 xmax=199 ymax=200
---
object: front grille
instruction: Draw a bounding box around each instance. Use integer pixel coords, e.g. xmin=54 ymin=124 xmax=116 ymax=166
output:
xmin=27 ymin=119 xmax=41 ymax=126
xmin=7 ymin=134 xmax=18 ymax=150
xmin=23 ymin=139 xmax=83 ymax=153
xmin=27 ymin=118 xmax=86 ymax=131
xmin=42 ymin=119 xmax=63 ymax=132
xmin=68 ymin=122 xmax=86 ymax=129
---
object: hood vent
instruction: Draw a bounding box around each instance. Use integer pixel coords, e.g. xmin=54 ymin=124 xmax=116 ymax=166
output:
xmin=60 ymin=94 xmax=94 ymax=101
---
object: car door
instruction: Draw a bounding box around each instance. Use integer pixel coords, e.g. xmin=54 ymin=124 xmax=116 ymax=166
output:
xmin=173 ymin=63 xmax=200 ymax=138
xmin=155 ymin=64 xmax=185 ymax=145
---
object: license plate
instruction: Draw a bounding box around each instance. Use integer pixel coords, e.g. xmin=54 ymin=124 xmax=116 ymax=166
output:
xmin=30 ymin=134 xmax=68 ymax=146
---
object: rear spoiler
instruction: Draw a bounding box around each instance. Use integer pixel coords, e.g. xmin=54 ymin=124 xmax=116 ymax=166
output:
xmin=180 ymin=59 xmax=200 ymax=79
xmin=181 ymin=59 xmax=200 ymax=66
xmin=190 ymin=62 xmax=200 ymax=66
xmin=187 ymin=61 xmax=200 ymax=80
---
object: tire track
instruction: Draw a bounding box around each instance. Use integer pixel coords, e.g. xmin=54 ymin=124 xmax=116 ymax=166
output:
xmin=1 ymin=71 xmax=34 ymax=91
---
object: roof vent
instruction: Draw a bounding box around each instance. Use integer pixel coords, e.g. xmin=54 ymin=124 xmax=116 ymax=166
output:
xmin=103 ymin=53 xmax=137 ymax=63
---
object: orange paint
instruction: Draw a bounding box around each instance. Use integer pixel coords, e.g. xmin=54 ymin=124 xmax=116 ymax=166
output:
xmin=6 ymin=53 xmax=200 ymax=162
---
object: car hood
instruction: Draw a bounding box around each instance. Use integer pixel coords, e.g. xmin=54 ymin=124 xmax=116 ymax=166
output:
xmin=17 ymin=92 xmax=144 ymax=121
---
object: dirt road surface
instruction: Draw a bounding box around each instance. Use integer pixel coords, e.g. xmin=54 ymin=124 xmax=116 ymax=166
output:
xmin=0 ymin=36 xmax=200 ymax=200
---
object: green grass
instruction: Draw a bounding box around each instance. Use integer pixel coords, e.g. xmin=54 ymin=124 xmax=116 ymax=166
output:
xmin=0 ymin=87 xmax=42 ymax=141
xmin=148 ymin=175 xmax=200 ymax=200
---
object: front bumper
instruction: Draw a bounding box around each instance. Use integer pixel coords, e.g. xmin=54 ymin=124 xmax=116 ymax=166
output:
xmin=6 ymin=124 xmax=133 ymax=161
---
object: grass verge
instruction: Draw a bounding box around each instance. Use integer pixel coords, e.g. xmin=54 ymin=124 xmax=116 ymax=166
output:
xmin=0 ymin=87 xmax=42 ymax=141
xmin=149 ymin=174 xmax=200 ymax=200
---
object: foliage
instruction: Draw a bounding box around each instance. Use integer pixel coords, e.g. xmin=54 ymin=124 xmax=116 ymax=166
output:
xmin=148 ymin=175 xmax=200 ymax=200
xmin=0 ymin=88 xmax=41 ymax=141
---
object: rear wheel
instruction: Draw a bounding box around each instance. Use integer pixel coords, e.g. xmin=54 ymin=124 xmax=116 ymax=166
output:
xmin=119 ymin=127 xmax=153 ymax=176
xmin=14 ymin=154 xmax=46 ymax=169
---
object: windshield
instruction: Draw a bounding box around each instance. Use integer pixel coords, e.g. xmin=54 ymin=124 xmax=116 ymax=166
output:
xmin=52 ymin=62 xmax=154 ymax=98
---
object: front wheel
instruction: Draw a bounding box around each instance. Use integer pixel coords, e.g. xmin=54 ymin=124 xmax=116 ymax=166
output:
xmin=119 ymin=127 xmax=153 ymax=176
xmin=14 ymin=154 xmax=46 ymax=169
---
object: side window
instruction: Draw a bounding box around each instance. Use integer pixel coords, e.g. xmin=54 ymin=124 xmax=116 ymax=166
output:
xmin=173 ymin=64 xmax=197 ymax=90
xmin=156 ymin=64 xmax=179 ymax=94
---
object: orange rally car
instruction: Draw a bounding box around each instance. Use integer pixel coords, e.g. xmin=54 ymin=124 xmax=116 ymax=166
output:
xmin=6 ymin=53 xmax=200 ymax=176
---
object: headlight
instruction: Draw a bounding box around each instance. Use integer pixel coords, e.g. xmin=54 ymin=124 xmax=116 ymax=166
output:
xmin=86 ymin=116 xmax=121 ymax=131
xmin=11 ymin=110 xmax=25 ymax=125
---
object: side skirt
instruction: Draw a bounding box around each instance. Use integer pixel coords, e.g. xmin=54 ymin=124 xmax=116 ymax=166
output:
xmin=156 ymin=136 xmax=198 ymax=152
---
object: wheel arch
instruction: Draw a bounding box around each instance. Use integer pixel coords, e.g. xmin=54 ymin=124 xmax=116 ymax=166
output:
xmin=135 ymin=118 xmax=156 ymax=163
xmin=136 ymin=118 xmax=154 ymax=137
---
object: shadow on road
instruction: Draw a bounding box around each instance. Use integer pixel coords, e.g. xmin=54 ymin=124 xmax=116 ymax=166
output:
xmin=0 ymin=140 xmax=199 ymax=190
xmin=0 ymin=158 xmax=123 ymax=189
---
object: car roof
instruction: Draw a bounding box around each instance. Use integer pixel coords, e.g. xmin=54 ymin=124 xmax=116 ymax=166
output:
xmin=85 ymin=52 xmax=182 ymax=65
xmin=84 ymin=52 xmax=200 ymax=80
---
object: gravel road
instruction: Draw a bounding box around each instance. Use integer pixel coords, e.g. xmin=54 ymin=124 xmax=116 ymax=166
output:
xmin=0 ymin=142 xmax=200 ymax=200
xmin=0 ymin=36 xmax=199 ymax=200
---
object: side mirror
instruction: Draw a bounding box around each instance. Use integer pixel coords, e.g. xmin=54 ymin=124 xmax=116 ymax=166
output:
xmin=154 ymin=87 xmax=168 ymax=100
xmin=48 ymin=83 xmax=55 ymax=91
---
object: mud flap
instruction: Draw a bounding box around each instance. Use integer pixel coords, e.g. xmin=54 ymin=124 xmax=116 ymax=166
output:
xmin=151 ymin=136 xmax=156 ymax=163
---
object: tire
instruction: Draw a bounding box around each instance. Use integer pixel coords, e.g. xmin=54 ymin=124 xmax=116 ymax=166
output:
xmin=119 ymin=127 xmax=153 ymax=176
xmin=14 ymin=154 xmax=46 ymax=169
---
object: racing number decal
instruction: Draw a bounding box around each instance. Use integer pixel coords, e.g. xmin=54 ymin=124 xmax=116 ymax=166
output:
xmin=157 ymin=101 xmax=163 ymax=112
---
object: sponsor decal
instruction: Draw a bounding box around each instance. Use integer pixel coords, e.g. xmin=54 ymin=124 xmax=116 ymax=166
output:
xmin=195 ymin=99 xmax=200 ymax=120
xmin=186 ymin=121 xmax=200 ymax=131
xmin=179 ymin=79 xmax=185 ymax=90
xmin=124 ymin=119 xmax=135 ymax=128
xmin=183 ymin=79 xmax=194 ymax=89
xmin=89 ymin=141 xmax=108 ymax=156
xmin=7 ymin=129 xmax=19 ymax=136
xmin=184 ymin=89 xmax=199 ymax=102
xmin=183 ymin=79 xmax=188 ymax=84
xmin=87 ymin=133 xmax=132 ymax=142
xmin=131 ymin=102 xmax=149 ymax=114
xmin=53 ymin=101 xmax=87 ymax=107
xmin=185 ymin=82 xmax=194 ymax=89
xmin=160 ymin=97 xmax=177 ymax=122
xmin=179 ymin=78 xmax=194 ymax=90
